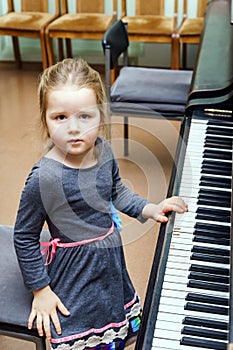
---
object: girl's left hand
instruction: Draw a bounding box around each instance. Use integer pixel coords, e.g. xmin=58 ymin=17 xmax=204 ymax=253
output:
xmin=142 ymin=196 xmax=188 ymax=223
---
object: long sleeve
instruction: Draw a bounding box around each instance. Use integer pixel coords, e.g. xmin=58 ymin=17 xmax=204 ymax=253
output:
xmin=110 ymin=152 xmax=149 ymax=221
xmin=14 ymin=164 xmax=50 ymax=291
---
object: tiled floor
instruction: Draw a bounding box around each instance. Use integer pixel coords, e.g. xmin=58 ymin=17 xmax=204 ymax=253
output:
xmin=0 ymin=62 xmax=181 ymax=349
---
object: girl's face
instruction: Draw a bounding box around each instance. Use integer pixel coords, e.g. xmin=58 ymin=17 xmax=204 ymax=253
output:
xmin=45 ymin=86 xmax=101 ymax=165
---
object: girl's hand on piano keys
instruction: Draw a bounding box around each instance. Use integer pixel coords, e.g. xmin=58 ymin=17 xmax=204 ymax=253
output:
xmin=142 ymin=196 xmax=188 ymax=223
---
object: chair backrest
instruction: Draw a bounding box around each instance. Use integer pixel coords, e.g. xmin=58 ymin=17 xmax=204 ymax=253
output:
xmin=121 ymin=0 xmax=178 ymax=17
xmin=62 ymin=0 xmax=117 ymax=14
xmin=102 ymin=19 xmax=129 ymax=99
xmin=197 ymin=0 xmax=208 ymax=17
xmin=183 ymin=0 xmax=208 ymax=18
xmin=76 ymin=0 xmax=104 ymax=13
xmin=102 ymin=19 xmax=129 ymax=70
xmin=8 ymin=0 xmax=59 ymax=13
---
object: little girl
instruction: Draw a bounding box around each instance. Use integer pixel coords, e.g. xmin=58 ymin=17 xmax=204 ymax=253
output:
xmin=14 ymin=58 xmax=188 ymax=350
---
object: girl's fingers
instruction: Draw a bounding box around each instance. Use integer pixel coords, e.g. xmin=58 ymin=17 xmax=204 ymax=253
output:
xmin=36 ymin=313 xmax=44 ymax=337
xmin=43 ymin=315 xmax=52 ymax=339
xmin=28 ymin=310 xmax=36 ymax=330
xmin=57 ymin=299 xmax=70 ymax=317
xmin=51 ymin=311 xmax=62 ymax=335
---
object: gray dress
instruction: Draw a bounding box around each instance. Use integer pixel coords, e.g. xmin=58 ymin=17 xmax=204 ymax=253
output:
xmin=14 ymin=138 xmax=148 ymax=350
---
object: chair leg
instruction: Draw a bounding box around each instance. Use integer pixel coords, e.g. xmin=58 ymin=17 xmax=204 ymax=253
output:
xmin=40 ymin=31 xmax=48 ymax=70
xmin=65 ymin=38 xmax=72 ymax=58
xmin=11 ymin=36 xmax=21 ymax=69
xmin=171 ymin=33 xmax=180 ymax=70
xmin=182 ymin=43 xmax=187 ymax=69
xmin=124 ymin=116 xmax=129 ymax=157
xmin=45 ymin=29 xmax=54 ymax=67
xmin=35 ymin=336 xmax=47 ymax=350
xmin=58 ymin=38 xmax=64 ymax=61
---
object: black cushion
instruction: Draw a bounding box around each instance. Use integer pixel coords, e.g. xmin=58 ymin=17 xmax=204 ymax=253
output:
xmin=111 ymin=67 xmax=193 ymax=114
xmin=0 ymin=225 xmax=50 ymax=327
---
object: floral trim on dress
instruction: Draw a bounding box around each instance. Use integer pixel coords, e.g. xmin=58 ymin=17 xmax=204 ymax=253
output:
xmin=50 ymin=300 xmax=141 ymax=350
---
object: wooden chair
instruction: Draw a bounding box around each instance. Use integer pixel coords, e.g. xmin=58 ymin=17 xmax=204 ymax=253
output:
xmin=176 ymin=0 xmax=209 ymax=69
xmin=0 ymin=225 xmax=50 ymax=350
xmin=120 ymin=0 xmax=179 ymax=70
xmin=0 ymin=0 xmax=60 ymax=69
xmin=45 ymin=0 xmax=117 ymax=66
xmin=102 ymin=20 xmax=193 ymax=156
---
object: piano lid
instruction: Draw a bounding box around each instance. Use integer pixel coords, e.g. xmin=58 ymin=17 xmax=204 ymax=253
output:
xmin=185 ymin=0 xmax=233 ymax=116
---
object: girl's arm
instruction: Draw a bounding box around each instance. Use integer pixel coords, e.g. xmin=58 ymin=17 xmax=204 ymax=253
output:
xmin=142 ymin=197 xmax=188 ymax=223
xmin=14 ymin=165 xmax=69 ymax=338
xmin=111 ymin=153 xmax=188 ymax=221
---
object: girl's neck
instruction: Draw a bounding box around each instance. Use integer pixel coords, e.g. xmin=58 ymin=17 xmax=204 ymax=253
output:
xmin=45 ymin=146 xmax=98 ymax=169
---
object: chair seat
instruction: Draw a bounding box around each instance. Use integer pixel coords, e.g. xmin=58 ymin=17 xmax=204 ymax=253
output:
xmin=0 ymin=12 xmax=56 ymax=31
xmin=178 ymin=17 xmax=204 ymax=36
xmin=111 ymin=67 xmax=193 ymax=114
xmin=0 ymin=225 xmax=50 ymax=328
xmin=122 ymin=16 xmax=174 ymax=35
xmin=47 ymin=13 xmax=115 ymax=32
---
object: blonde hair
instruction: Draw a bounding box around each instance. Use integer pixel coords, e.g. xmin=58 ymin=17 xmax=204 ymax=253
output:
xmin=38 ymin=57 xmax=107 ymax=144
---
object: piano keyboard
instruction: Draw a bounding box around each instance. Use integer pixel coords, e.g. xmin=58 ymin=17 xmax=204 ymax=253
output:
xmin=152 ymin=118 xmax=232 ymax=350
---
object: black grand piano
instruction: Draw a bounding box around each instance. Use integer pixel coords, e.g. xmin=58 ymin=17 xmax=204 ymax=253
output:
xmin=135 ymin=0 xmax=233 ymax=349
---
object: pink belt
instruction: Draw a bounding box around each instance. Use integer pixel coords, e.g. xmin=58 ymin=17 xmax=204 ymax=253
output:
xmin=40 ymin=222 xmax=114 ymax=265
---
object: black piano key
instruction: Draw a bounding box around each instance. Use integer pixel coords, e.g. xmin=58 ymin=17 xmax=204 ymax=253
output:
xmin=191 ymin=252 xmax=230 ymax=265
xmin=194 ymin=229 xmax=230 ymax=239
xmin=200 ymin=176 xmax=231 ymax=189
xmin=208 ymin=120 xmax=233 ymax=128
xmin=202 ymin=160 xmax=232 ymax=169
xmin=190 ymin=264 xmax=229 ymax=276
xmin=182 ymin=316 xmax=228 ymax=330
xmin=196 ymin=207 xmax=230 ymax=222
xmin=197 ymin=198 xmax=230 ymax=207
xmin=184 ymin=302 xmax=228 ymax=315
xmin=181 ymin=326 xmax=228 ymax=340
xmin=206 ymin=125 xmax=233 ymax=136
xmin=196 ymin=207 xmax=231 ymax=215
xmin=198 ymin=190 xmax=231 ymax=200
xmin=201 ymin=161 xmax=231 ymax=176
xmin=191 ymin=245 xmax=230 ymax=257
xmin=203 ymin=149 xmax=232 ymax=161
xmin=194 ymin=222 xmax=230 ymax=237
xmin=205 ymin=135 xmax=232 ymax=143
xmin=187 ymin=280 xmax=229 ymax=293
xmin=196 ymin=213 xmax=230 ymax=222
xmin=188 ymin=271 xmax=229 ymax=284
xmin=193 ymin=235 xmax=230 ymax=246
xmin=198 ymin=188 xmax=231 ymax=197
xmin=204 ymin=142 xmax=232 ymax=151
xmin=205 ymin=136 xmax=232 ymax=149
xmin=197 ymin=189 xmax=231 ymax=207
xmin=181 ymin=336 xmax=227 ymax=349
xmin=185 ymin=292 xmax=229 ymax=306
xmin=201 ymin=167 xmax=231 ymax=176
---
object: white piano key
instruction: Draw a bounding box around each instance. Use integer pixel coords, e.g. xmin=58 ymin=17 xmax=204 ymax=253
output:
xmin=157 ymin=305 xmax=228 ymax=322
xmin=152 ymin=337 xmax=182 ymax=350
xmin=170 ymin=239 xmax=230 ymax=251
xmin=161 ymin=287 xmax=229 ymax=300
xmin=154 ymin=328 xmax=184 ymax=341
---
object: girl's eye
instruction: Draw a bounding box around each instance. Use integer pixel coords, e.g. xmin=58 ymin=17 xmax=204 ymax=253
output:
xmin=56 ymin=114 xmax=66 ymax=121
xmin=79 ymin=114 xmax=90 ymax=120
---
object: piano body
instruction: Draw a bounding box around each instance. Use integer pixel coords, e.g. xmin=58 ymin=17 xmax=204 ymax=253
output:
xmin=135 ymin=0 xmax=233 ymax=349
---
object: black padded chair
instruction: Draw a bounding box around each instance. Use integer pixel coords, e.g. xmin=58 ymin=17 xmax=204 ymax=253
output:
xmin=102 ymin=19 xmax=193 ymax=156
xmin=0 ymin=225 xmax=50 ymax=350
